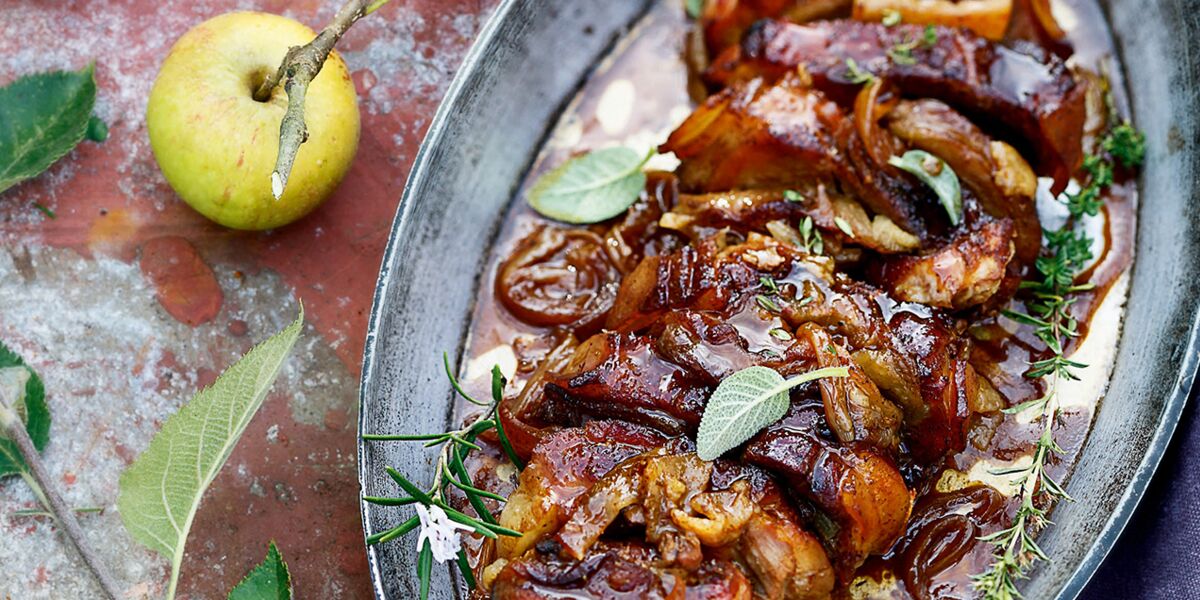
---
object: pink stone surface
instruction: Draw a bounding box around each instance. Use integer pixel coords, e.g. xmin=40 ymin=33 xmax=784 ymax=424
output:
xmin=0 ymin=1 xmax=496 ymax=597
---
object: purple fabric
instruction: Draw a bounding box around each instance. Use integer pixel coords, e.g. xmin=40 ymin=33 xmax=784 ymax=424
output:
xmin=1080 ymin=386 xmax=1200 ymax=599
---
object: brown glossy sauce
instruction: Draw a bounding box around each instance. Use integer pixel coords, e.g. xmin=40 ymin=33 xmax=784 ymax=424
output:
xmin=453 ymin=1 xmax=1137 ymax=597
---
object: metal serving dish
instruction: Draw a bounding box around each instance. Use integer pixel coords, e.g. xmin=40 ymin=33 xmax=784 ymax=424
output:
xmin=357 ymin=1 xmax=1200 ymax=598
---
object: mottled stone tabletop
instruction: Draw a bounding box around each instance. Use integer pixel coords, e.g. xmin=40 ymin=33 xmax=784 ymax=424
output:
xmin=4 ymin=2 xmax=1196 ymax=600
xmin=0 ymin=1 xmax=495 ymax=598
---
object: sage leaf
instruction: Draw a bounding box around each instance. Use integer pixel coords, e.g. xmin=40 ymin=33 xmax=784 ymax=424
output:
xmin=228 ymin=542 xmax=291 ymax=600
xmin=696 ymin=365 xmax=849 ymax=461
xmin=118 ymin=309 xmax=304 ymax=600
xmin=527 ymin=147 xmax=652 ymax=224
xmin=0 ymin=342 xmax=49 ymax=478
xmin=888 ymin=150 xmax=962 ymax=225
xmin=0 ymin=64 xmax=98 ymax=194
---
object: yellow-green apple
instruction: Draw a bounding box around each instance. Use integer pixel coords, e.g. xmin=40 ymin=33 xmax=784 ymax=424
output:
xmin=146 ymin=12 xmax=360 ymax=230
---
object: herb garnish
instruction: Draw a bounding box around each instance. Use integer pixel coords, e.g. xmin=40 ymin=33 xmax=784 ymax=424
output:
xmin=882 ymin=10 xmax=902 ymax=27
xmin=888 ymin=36 xmax=920 ymax=65
xmin=889 ymin=149 xmax=963 ymax=225
xmin=923 ymin=25 xmax=938 ymax=46
xmin=844 ymin=58 xmax=875 ymax=85
xmin=696 ymin=365 xmax=849 ymax=460
xmin=363 ymin=355 xmax=524 ymax=598
xmin=527 ymin=147 xmax=654 ymax=224
xmin=798 ymin=216 xmax=825 ymax=255
xmin=973 ymin=121 xmax=1145 ymax=599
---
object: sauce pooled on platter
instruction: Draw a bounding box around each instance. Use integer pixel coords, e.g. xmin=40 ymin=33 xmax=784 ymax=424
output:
xmin=444 ymin=1 xmax=1140 ymax=598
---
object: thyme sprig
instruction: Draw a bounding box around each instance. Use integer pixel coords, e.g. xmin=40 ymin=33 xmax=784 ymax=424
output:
xmin=844 ymin=57 xmax=875 ymax=84
xmin=973 ymin=122 xmax=1145 ymax=599
xmin=363 ymin=354 xmax=524 ymax=598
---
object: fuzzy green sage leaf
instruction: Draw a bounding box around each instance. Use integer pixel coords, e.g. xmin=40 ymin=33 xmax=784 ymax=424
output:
xmin=696 ymin=365 xmax=849 ymax=460
xmin=889 ymin=149 xmax=962 ymax=225
xmin=119 ymin=308 xmax=303 ymax=600
xmin=527 ymin=147 xmax=652 ymax=224
xmin=228 ymin=542 xmax=291 ymax=600
xmin=0 ymin=342 xmax=49 ymax=478
xmin=0 ymin=64 xmax=98 ymax=194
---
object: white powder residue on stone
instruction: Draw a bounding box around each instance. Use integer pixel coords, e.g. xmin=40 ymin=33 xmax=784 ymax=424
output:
xmin=0 ymin=245 xmax=355 ymax=599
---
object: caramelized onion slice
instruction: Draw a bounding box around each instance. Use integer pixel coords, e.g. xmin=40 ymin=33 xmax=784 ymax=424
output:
xmin=496 ymin=226 xmax=621 ymax=333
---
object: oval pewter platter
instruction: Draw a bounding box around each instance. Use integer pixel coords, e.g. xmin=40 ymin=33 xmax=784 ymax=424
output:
xmin=357 ymin=1 xmax=1200 ymax=598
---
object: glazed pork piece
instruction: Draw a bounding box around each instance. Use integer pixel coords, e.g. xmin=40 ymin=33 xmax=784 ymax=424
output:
xmin=661 ymin=69 xmax=1039 ymax=306
xmin=535 ymin=234 xmax=994 ymax=462
xmin=704 ymin=19 xmax=1086 ymax=191
xmin=503 ymin=234 xmax=1009 ymax=586
xmin=871 ymin=218 xmax=1016 ymax=310
xmin=741 ymin=399 xmax=912 ymax=576
xmin=488 ymin=421 xmax=837 ymax=599
xmin=661 ymin=73 xmax=941 ymax=238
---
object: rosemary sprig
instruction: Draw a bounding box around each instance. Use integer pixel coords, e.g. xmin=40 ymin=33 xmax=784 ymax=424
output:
xmin=363 ymin=353 xmax=525 ymax=598
xmin=973 ymin=122 xmax=1145 ymax=598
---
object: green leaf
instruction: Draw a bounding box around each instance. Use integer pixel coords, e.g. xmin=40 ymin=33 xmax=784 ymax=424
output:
xmin=228 ymin=542 xmax=291 ymax=600
xmin=118 ymin=309 xmax=304 ymax=600
xmin=364 ymin=0 xmax=393 ymax=15
xmin=417 ymin=539 xmax=433 ymax=600
xmin=889 ymin=150 xmax=963 ymax=225
xmin=0 ymin=64 xmax=97 ymax=194
xmin=686 ymin=0 xmax=705 ymax=19
xmin=86 ymin=116 xmax=108 ymax=143
xmin=0 ymin=342 xmax=50 ymax=478
xmin=527 ymin=147 xmax=652 ymax=224
xmin=696 ymin=365 xmax=849 ymax=460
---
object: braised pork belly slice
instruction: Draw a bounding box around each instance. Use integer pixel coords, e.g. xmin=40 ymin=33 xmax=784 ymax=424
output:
xmin=661 ymin=74 xmax=939 ymax=238
xmin=550 ymin=235 xmax=991 ymax=461
xmin=741 ymin=400 xmax=912 ymax=578
xmin=885 ymin=98 xmax=1039 ymax=267
xmin=870 ymin=218 xmax=1016 ymax=310
xmin=489 ymin=431 xmax=836 ymax=599
xmin=537 ymin=332 xmax=714 ymax=436
xmin=497 ymin=420 xmax=672 ymax=560
xmin=704 ymin=19 xmax=1086 ymax=191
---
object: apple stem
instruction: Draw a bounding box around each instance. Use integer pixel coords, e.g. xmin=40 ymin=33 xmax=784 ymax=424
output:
xmin=256 ymin=0 xmax=390 ymax=199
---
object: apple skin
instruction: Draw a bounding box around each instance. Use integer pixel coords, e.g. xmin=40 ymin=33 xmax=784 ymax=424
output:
xmin=147 ymin=12 xmax=360 ymax=230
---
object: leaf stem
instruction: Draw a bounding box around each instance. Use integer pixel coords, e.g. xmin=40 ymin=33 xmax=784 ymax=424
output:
xmin=0 ymin=383 xmax=122 ymax=600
